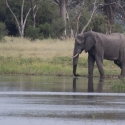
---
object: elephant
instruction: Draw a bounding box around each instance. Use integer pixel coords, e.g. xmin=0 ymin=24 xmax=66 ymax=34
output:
xmin=73 ymin=31 xmax=125 ymax=78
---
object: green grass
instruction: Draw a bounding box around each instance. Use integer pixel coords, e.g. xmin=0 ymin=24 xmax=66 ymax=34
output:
xmin=110 ymin=79 xmax=125 ymax=92
xmin=0 ymin=37 xmax=121 ymax=76
xmin=0 ymin=56 xmax=81 ymax=75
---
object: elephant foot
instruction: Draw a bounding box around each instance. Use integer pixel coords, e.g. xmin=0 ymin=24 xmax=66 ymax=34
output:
xmin=74 ymin=74 xmax=80 ymax=77
xmin=100 ymin=75 xmax=105 ymax=78
xmin=88 ymin=75 xmax=93 ymax=78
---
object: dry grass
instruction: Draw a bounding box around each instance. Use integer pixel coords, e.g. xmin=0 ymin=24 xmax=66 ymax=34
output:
xmin=0 ymin=37 xmax=88 ymax=59
xmin=0 ymin=36 xmax=89 ymax=76
xmin=0 ymin=37 xmax=86 ymax=59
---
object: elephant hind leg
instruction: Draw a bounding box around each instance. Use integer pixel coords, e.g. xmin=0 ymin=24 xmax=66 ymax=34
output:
xmin=88 ymin=55 xmax=95 ymax=77
xmin=120 ymin=60 xmax=125 ymax=77
xmin=114 ymin=60 xmax=121 ymax=68
xmin=115 ymin=60 xmax=125 ymax=77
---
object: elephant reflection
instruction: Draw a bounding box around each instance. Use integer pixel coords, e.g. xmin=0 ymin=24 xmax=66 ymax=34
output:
xmin=88 ymin=77 xmax=104 ymax=92
xmin=73 ymin=78 xmax=77 ymax=92
xmin=73 ymin=77 xmax=104 ymax=92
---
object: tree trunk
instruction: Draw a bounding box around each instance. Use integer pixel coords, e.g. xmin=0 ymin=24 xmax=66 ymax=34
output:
xmin=59 ymin=0 xmax=66 ymax=36
xmin=81 ymin=0 xmax=97 ymax=33
xmin=54 ymin=0 xmax=67 ymax=37
xmin=59 ymin=0 xmax=66 ymax=23
xmin=76 ymin=13 xmax=82 ymax=36
xmin=104 ymin=0 xmax=115 ymax=34
xmin=6 ymin=0 xmax=31 ymax=38
xmin=30 ymin=0 xmax=38 ymax=28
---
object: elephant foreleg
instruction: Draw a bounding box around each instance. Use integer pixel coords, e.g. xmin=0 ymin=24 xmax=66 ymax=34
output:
xmin=95 ymin=56 xmax=104 ymax=77
xmin=88 ymin=55 xmax=95 ymax=77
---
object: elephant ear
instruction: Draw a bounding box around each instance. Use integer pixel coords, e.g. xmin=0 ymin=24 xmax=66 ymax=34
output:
xmin=84 ymin=34 xmax=96 ymax=52
xmin=75 ymin=33 xmax=85 ymax=44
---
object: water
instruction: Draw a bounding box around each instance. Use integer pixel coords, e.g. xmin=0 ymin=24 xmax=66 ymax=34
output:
xmin=0 ymin=75 xmax=125 ymax=125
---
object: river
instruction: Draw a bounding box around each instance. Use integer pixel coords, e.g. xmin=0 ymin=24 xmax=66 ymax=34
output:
xmin=0 ymin=75 xmax=125 ymax=125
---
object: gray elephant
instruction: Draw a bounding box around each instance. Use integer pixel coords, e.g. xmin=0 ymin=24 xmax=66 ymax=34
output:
xmin=73 ymin=31 xmax=125 ymax=78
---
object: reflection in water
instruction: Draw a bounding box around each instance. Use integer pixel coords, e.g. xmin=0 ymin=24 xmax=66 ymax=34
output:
xmin=73 ymin=78 xmax=77 ymax=92
xmin=88 ymin=77 xmax=94 ymax=92
xmin=73 ymin=77 xmax=104 ymax=93
xmin=0 ymin=75 xmax=124 ymax=93
xmin=0 ymin=76 xmax=125 ymax=125
xmin=97 ymin=78 xmax=104 ymax=92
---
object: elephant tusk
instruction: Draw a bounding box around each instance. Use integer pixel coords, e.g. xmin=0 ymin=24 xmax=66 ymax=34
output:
xmin=71 ymin=53 xmax=79 ymax=58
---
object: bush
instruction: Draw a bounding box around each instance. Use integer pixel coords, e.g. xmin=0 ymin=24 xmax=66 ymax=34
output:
xmin=25 ymin=25 xmax=40 ymax=40
xmin=51 ymin=18 xmax=65 ymax=38
xmin=90 ymin=14 xmax=106 ymax=33
xmin=0 ymin=22 xmax=6 ymax=41
xmin=39 ymin=22 xmax=52 ymax=38
xmin=112 ymin=23 xmax=124 ymax=33
xmin=38 ymin=19 xmax=65 ymax=39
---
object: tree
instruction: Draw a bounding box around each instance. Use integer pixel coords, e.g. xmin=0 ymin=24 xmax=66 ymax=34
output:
xmin=29 ymin=0 xmax=38 ymax=28
xmin=81 ymin=0 xmax=98 ymax=33
xmin=54 ymin=0 xmax=67 ymax=36
xmin=6 ymin=0 xmax=31 ymax=38
xmin=103 ymin=0 xmax=115 ymax=34
xmin=53 ymin=0 xmax=86 ymax=37
xmin=1 ymin=0 xmax=124 ymax=39
xmin=115 ymin=0 xmax=125 ymax=22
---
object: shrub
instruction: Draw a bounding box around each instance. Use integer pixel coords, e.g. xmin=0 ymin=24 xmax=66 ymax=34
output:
xmin=25 ymin=25 xmax=40 ymax=40
xmin=112 ymin=23 xmax=124 ymax=33
xmin=90 ymin=14 xmax=106 ymax=33
xmin=51 ymin=18 xmax=65 ymax=38
xmin=39 ymin=22 xmax=52 ymax=38
xmin=0 ymin=22 xmax=6 ymax=41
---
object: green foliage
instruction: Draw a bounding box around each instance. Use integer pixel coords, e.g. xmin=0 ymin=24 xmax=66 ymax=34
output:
xmin=36 ymin=0 xmax=59 ymax=25
xmin=0 ymin=0 xmax=125 ymax=39
xmin=0 ymin=56 xmax=72 ymax=75
xmin=0 ymin=22 xmax=6 ymax=41
xmin=39 ymin=22 xmax=52 ymax=38
xmin=0 ymin=0 xmax=6 ymax=22
xmin=51 ymin=18 xmax=65 ymax=38
xmin=25 ymin=25 xmax=40 ymax=40
xmin=112 ymin=23 xmax=124 ymax=33
xmin=5 ymin=0 xmax=30 ymax=36
xmin=90 ymin=14 xmax=106 ymax=33
xmin=79 ymin=8 xmax=91 ymax=32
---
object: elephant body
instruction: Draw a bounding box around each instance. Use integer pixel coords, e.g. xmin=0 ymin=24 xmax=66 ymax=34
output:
xmin=73 ymin=31 xmax=125 ymax=77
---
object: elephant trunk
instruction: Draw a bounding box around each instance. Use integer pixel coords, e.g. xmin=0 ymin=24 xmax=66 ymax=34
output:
xmin=73 ymin=47 xmax=79 ymax=76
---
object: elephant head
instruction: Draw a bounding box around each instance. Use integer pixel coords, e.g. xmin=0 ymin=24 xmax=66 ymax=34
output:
xmin=73 ymin=32 xmax=96 ymax=76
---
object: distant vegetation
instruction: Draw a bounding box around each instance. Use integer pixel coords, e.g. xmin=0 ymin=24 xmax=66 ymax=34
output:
xmin=0 ymin=0 xmax=125 ymax=40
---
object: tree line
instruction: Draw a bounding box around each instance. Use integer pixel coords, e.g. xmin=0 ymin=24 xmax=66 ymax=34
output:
xmin=0 ymin=0 xmax=125 ymax=40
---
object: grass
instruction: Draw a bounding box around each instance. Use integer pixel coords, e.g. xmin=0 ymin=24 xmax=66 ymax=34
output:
xmin=110 ymin=79 xmax=125 ymax=92
xmin=0 ymin=36 xmax=121 ymax=76
xmin=0 ymin=37 xmax=75 ymax=58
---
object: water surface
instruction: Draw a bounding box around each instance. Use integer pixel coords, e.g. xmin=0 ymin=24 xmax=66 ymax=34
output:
xmin=0 ymin=75 xmax=125 ymax=125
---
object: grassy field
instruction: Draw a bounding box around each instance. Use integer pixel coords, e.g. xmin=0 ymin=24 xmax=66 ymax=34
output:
xmin=0 ymin=36 xmax=120 ymax=76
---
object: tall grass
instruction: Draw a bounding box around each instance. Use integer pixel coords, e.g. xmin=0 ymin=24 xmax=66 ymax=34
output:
xmin=0 ymin=37 xmax=120 ymax=76
xmin=0 ymin=37 xmax=76 ymax=58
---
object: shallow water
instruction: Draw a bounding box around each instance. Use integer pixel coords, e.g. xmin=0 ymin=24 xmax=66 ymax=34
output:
xmin=0 ymin=75 xmax=125 ymax=125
